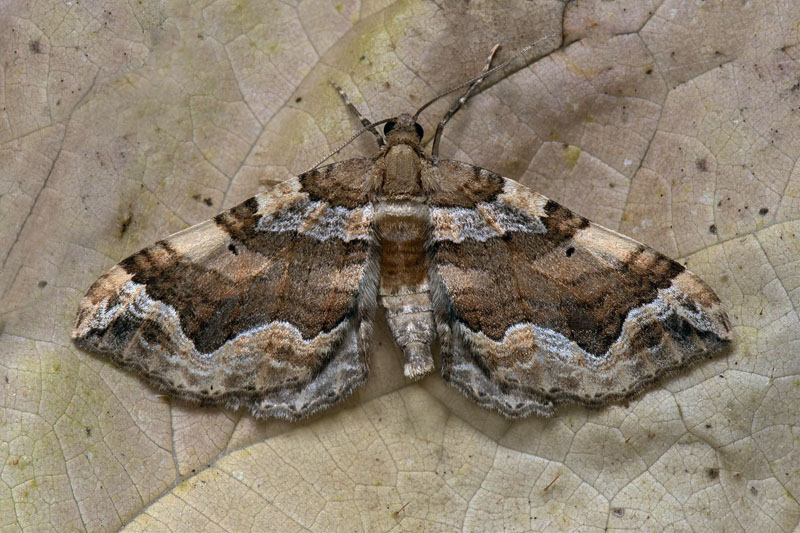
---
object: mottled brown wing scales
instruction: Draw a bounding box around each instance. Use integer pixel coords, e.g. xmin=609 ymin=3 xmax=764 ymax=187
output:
xmin=430 ymin=172 xmax=731 ymax=418
xmin=73 ymin=168 xmax=379 ymax=420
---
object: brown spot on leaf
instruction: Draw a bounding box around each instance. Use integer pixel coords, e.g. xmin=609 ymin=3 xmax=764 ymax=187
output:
xmin=695 ymin=158 xmax=709 ymax=172
xmin=191 ymin=193 xmax=214 ymax=207
xmin=119 ymin=213 xmax=133 ymax=238
xmin=29 ymin=40 xmax=42 ymax=53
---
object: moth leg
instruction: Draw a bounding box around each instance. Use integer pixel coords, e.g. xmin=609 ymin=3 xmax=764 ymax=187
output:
xmin=330 ymin=81 xmax=385 ymax=147
xmin=431 ymin=44 xmax=500 ymax=161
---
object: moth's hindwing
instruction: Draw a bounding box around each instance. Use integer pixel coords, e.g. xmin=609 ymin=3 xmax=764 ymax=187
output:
xmin=73 ymin=163 xmax=379 ymax=420
xmin=428 ymin=162 xmax=732 ymax=418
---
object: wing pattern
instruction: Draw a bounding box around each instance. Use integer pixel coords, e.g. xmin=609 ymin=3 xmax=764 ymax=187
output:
xmin=73 ymin=161 xmax=379 ymax=420
xmin=429 ymin=161 xmax=731 ymax=417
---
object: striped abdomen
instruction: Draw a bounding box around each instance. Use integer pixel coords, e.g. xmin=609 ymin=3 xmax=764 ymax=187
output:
xmin=376 ymin=202 xmax=435 ymax=379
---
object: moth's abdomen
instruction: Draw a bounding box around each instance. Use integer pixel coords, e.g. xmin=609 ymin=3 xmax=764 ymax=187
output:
xmin=376 ymin=203 xmax=435 ymax=379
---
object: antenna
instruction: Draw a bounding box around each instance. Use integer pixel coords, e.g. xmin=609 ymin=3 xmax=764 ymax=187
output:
xmin=305 ymin=37 xmax=552 ymax=173
xmin=303 ymin=117 xmax=394 ymax=174
xmin=412 ymin=36 xmax=550 ymax=120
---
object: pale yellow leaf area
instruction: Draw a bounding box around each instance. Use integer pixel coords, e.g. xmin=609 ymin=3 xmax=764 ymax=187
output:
xmin=1 ymin=0 xmax=798 ymax=531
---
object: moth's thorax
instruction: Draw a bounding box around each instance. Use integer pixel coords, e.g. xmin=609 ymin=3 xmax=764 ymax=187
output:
xmin=374 ymin=113 xmax=435 ymax=201
xmin=382 ymin=144 xmax=423 ymax=198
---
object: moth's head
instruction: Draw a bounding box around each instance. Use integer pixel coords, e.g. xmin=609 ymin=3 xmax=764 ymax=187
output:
xmin=383 ymin=113 xmax=424 ymax=147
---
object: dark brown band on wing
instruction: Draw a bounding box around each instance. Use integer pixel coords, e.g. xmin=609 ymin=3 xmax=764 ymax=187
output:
xmin=299 ymin=159 xmax=373 ymax=209
xmin=427 ymin=161 xmax=505 ymax=207
xmin=434 ymin=200 xmax=685 ymax=357
xmin=116 ymin=236 xmax=367 ymax=353
xmin=102 ymin=197 xmax=372 ymax=353
xmin=542 ymin=199 xmax=590 ymax=231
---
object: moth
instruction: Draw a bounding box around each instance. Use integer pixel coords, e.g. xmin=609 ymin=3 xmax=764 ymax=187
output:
xmin=73 ymin=46 xmax=731 ymax=420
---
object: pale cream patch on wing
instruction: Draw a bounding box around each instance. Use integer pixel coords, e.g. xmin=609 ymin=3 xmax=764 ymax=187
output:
xmin=570 ymin=223 xmax=641 ymax=262
xmin=161 ymin=219 xmax=229 ymax=262
xmin=254 ymin=178 xmax=305 ymax=215
xmin=672 ymin=270 xmax=726 ymax=311
xmin=667 ymin=275 xmax=731 ymax=339
xmin=496 ymin=179 xmax=549 ymax=217
xmin=85 ymin=265 xmax=135 ymax=301
xmin=74 ymin=267 xmax=139 ymax=334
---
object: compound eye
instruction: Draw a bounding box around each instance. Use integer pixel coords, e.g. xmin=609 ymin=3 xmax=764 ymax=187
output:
xmin=414 ymin=123 xmax=424 ymax=140
xmin=383 ymin=121 xmax=396 ymax=135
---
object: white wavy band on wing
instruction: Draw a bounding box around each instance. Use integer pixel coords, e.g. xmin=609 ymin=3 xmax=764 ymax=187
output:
xmin=76 ymin=279 xmax=354 ymax=377
xmin=430 ymin=199 xmax=546 ymax=243
xmin=256 ymin=198 xmax=373 ymax=242
xmin=453 ymin=283 xmax=728 ymax=394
